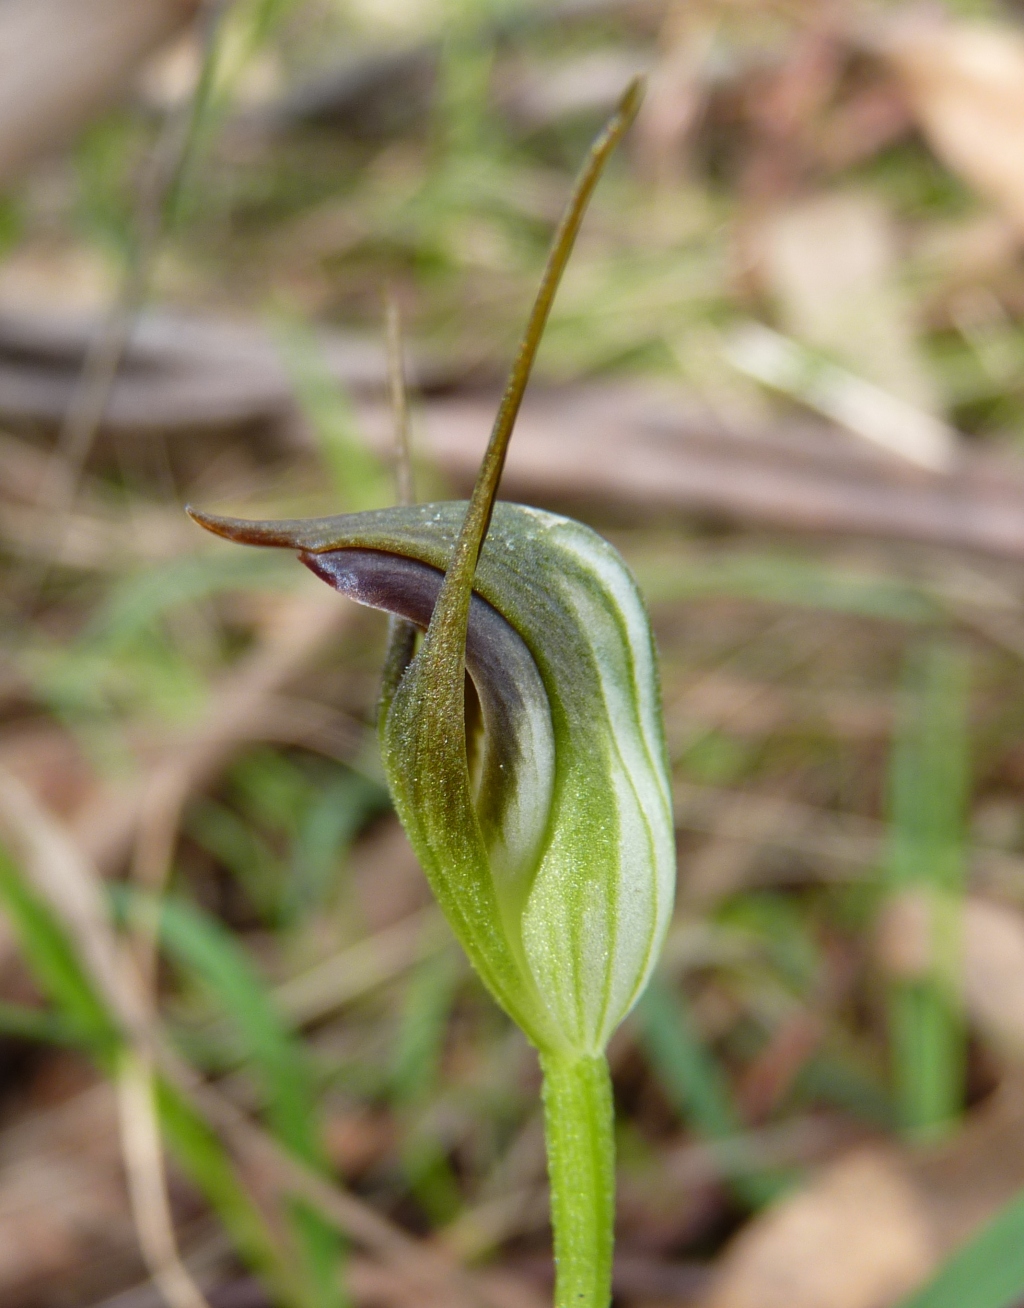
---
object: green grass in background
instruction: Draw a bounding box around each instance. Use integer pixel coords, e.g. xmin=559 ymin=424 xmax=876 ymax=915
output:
xmin=884 ymin=638 xmax=971 ymax=1142
xmin=0 ymin=851 xmax=306 ymax=1306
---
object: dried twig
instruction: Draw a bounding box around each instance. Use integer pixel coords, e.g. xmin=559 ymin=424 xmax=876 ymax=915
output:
xmin=384 ymin=289 xmax=415 ymax=508
xmin=130 ymin=766 xmax=193 ymax=991
xmin=353 ymin=384 xmax=1024 ymax=561
xmin=0 ymin=767 xmax=210 ymax=1308
xmin=117 ymin=1051 xmax=214 ymax=1308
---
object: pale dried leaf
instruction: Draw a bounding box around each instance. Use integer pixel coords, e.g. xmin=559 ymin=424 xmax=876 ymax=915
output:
xmin=756 ymin=192 xmax=940 ymax=414
xmin=962 ymin=897 xmax=1024 ymax=1060
xmin=909 ymin=1079 xmax=1024 ymax=1248
xmin=875 ymin=888 xmax=934 ymax=982
xmin=726 ymin=322 xmax=956 ymax=470
xmin=701 ymin=1150 xmax=936 ymax=1308
xmin=886 ymin=18 xmax=1024 ymax=234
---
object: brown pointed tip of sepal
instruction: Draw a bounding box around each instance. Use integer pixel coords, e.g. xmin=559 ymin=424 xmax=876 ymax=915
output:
xmin=618 ymin=74 xmax=646 ymax=123
xmin=185 ymin=506 xmax=307 ymax=550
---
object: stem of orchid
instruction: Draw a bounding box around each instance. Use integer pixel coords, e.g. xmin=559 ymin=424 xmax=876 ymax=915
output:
xmin=540 ymin=1053 xmax=616 ymax=1308
xmin=383 ymin=80 xmax=641 ymax=1298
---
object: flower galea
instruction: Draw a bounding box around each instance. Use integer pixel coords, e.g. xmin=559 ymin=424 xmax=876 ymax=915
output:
xmin=188 ymin=499 xmax=675 ymax=1058
xmin=190 ymin=79 xmax=675 ymax=1308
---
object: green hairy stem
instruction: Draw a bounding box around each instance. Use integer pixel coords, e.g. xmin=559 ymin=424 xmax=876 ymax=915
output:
xmin=541 ymin=1054 xmax=616 ymax=1308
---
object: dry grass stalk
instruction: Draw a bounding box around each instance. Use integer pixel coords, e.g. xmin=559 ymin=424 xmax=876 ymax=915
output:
xmin=117 ymin=1051 xmax=214 ymax=1308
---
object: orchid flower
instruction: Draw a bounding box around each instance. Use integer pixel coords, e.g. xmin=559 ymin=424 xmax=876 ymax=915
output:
xmin=189 ymin=80 xmax=675 ymax=1307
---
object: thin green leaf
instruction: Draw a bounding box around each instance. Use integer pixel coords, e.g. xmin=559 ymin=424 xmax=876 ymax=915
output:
xmin=390 ymin=947 xmax=462 ymax=1107
xmin=0 ymin=852 xmax=293 ymax=1301
xmin=0 ymin=846 xmax=119 ymax=1064
xmin=137 ymin=890 xmax=321 ymax=1157
xmin=390 ymin=949 xmax=464 ymax=1225
xmin=885 ymin=639 xmax=971 ymax=1140
xmin=83 ymin=552 xmax=287 ymax=650
xmin=115 ymin=887 xmax=346 ymax=1308
xmin=898 ymin=1188 xmax=1024 ymax=1308
xmin=273 ymin=314 xmax=392 ymax=513
xmin=186 ymin=798 xmax=282 ymax=923
xmin=0 ymin=999 xmax=90 ymax=1047
xmin=155 ymin=1079 xmax=303 ymax=1308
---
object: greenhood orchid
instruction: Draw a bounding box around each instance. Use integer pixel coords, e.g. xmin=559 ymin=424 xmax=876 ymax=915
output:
xmin=189 ymin=80 xmax=675 ymax=1308
xmin=189 ymin=500 xmax=675 ymax=1057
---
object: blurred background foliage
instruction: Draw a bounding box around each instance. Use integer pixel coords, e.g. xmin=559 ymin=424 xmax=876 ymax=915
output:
xmin=8 ymin=1 xmax=1024 ymax=1307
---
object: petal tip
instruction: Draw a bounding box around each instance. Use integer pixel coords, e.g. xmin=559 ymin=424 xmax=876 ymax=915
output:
xmin=185 ymin=506 xmax=301 ymax=549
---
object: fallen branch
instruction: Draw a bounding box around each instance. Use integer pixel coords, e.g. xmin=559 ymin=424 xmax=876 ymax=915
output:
xmin=6 ymin=307 xmax=1024 ymax=560
xmin=368 ymin=383 xmax=1024 ymax=562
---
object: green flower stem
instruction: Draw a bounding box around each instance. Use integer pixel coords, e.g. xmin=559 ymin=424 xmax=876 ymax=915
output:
xmin=540 ymin=1052 xmax=615 ymax=1308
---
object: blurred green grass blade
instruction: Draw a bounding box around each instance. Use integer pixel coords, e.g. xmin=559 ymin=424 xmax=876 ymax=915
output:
xmin=286 ymin=771 xmax=390 ymax=921
xmin=720 ymin=892 xmax=820 ymax=996
xmin=230 ymin=748 xmax=312 ymax=838
xmin=117 ymin=888 xmax=323 ymax=1159
xmin=634 ymin=975 xmax=790 ymax=1208
xmin=273 ymin=315 xmax=392 ymax=512
xmin=0 ymin=999 xmax=91 ymax=1046
xmin=287 ymin=1200 xmax=347 ymax=1308
xmin=436 ymin=0 xmax=502 ymax=157
xmin=192 ymin=751 xmax=389 ymax=927
xmin=0 ymin=854 xmax=296 ymax=1301
xmin=0 ymin=847 xmax=120 ymax=1063
xmin=116 ymin=888 xmax=347 ymax=1308
xmin=390 ymin=948 xmax=461 ymax=1107
xmin=155 ymin=1078 xmax=305 ymax=1308
xmin=794 ymin=1053 xmax=896 ymax=1130
xmin=210 ymin=0 xmax=302 ymax=108
xmin=29 ymin=553 xmax=290 ymax=751
xmin=176 ymin=0 xmax=305 ymax=214
xmin=84 ymin=552 xmax=288 ymax=650
xmin=187 ymin=798 xmax=282 ymax=923
xmin=633 ymin=551 xmax=940 ymax=623
xmin=898 ymin=1188 xmax=1024 ymax=1308
xmin=890 ymin=983 xmax=961 ymax=1141
xmin=390 ymin=949 xmax=464 ymax=1226
xmin=401 ymin=1130 xmax=464 ymax=1227
xmin=888 ymin=642 xmax=970 ymax=895
xmin=635 ymin=977 xmax=738 ymax=1139
xmin=885 ymin=639 xmax=970 ymax=1140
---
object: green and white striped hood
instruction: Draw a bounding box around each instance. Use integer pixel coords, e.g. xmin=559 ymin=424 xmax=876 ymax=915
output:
xmin=190 ymin=500 xmax=676 ymax=1057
